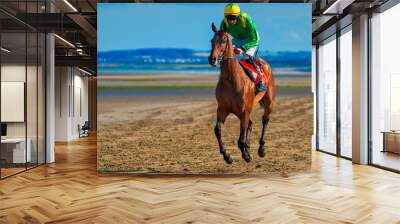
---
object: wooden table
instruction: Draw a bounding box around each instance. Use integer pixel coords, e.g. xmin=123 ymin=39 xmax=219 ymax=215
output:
xmin=1 ymin=138 xmax=31 ymax=164
xmin=382 ymin=131 xmax=400 ymax=154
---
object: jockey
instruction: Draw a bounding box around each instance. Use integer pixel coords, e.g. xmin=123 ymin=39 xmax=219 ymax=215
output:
xmin=220 ymin=3 xmax=267 ymax=93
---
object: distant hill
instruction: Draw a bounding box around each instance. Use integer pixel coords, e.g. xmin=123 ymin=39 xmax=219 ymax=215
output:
xmin=98 ymin=48 xmax=311 ymax=70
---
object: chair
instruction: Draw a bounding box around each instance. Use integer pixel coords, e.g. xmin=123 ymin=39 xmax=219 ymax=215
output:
xmin=78 ymin=121 xmax=90 ymax=138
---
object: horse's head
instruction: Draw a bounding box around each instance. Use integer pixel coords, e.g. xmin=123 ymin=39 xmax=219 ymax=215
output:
xmin=208 ymin=22 xmax=229 ymax=67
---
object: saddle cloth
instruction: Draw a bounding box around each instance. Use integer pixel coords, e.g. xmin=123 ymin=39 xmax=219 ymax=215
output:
xmin=238 ymin=59 xmax=270 ymax=86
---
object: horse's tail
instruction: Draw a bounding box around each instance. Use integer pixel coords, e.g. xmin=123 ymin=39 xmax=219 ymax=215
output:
xmin=267 ymin=70 xmax=276 ymax=100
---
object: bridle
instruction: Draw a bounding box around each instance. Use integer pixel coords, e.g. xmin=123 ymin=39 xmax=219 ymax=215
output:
xmin=215 ymin=32 xmax=235 ymax=63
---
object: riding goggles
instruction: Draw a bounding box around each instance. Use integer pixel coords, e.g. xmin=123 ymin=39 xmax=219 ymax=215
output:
xmin=225 ymin=15 xmax=239 ymax=20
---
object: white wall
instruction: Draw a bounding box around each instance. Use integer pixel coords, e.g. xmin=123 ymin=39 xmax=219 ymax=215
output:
xmin=72 ymin=72 xmax=89 ymax=138
xmin=55 ymin=67 xmax=89 ymax=141
xmin=55 ymin=66 xmax=70 ymax=141
xmin=1 ymin=65 xmax=26 ymax=81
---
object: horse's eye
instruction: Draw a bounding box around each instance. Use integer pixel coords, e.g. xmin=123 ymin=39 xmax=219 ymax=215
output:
xmin=221 ymin=40 xmax=226 ymax=44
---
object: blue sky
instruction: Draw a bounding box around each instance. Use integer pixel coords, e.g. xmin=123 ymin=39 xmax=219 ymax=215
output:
xmin=98 ymin=3 xmax=311 ymax=52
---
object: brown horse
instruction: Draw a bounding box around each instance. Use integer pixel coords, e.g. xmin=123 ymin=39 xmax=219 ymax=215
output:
xmin=208 ymin=23 xmax=276 ymax=164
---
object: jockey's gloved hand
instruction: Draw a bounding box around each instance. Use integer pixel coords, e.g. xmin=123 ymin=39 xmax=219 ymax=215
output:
xmin=234 ymin=48 xmax=244 ymax=55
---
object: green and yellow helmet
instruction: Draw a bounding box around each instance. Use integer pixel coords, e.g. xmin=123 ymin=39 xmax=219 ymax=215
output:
xmin=224 ymin=3 xmax=240 ymax=16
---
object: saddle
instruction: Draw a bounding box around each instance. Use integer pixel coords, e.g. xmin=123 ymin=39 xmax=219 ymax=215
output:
xmin=238 ymin=58 xmax=270 ymax=86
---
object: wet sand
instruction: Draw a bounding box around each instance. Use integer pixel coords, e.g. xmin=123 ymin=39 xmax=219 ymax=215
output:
xmin=98 ymin=73 xmax=312 ymax=89
xmin=97 ymin=90 xmax=313 ymax=174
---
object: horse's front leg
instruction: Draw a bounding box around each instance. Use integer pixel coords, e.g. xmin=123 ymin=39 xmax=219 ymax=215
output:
xmin=246 ymin=120 xmax=253 ymax=149
xmin=214 ymin=109 xmax=233 ymax=164
xmin=238 ymin=111 xmax=251 ymax=162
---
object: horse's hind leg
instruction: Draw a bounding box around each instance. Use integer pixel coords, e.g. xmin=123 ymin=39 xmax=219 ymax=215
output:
xmin=238 ymin=111 xmax=251 ymax=162
xmin=214 ymin=109 xmax=233 ymax=164
xmin=258 ymin=115 xmax=270 ymax=157
xmin=258 ymin=99 xmax=272 ymax=157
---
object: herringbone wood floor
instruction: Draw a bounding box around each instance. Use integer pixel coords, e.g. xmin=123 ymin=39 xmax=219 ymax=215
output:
xmin=1 ymin=136 xmax=400 ymax=224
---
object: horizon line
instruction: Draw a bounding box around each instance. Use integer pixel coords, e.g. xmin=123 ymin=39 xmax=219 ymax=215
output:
xmin=98 ymin=48 xmax=312 ymax=53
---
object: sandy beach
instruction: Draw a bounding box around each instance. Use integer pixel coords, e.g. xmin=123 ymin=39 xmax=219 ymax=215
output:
xmin=97 ymin=73 xmax=313 ymax=174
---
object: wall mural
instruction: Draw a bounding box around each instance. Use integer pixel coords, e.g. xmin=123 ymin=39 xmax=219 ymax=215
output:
xmin=97 ymin=3 xmax=313 ymax=175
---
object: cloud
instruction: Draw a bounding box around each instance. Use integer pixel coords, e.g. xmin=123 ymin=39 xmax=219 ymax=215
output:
xmin=289 ymin=31 xmax=301 ymax=41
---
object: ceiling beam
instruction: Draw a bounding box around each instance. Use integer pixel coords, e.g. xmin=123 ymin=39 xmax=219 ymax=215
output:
xmin=67 ymin=13 xmax=97 ymax=46
xmin=55 ymin=55 xmax=97 ymax=73
xmin=322 ymin=0 xmax=356 ymax=14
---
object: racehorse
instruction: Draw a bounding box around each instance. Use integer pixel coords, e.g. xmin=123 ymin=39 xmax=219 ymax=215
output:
xmin=208 ymin=23 xmax=276 ymax=163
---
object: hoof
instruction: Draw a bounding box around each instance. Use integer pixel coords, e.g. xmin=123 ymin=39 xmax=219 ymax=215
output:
xmin=224 ymin=155 xmax=233 ymax=164
xmin=258 ymin=146 xmax=266 ymax=157
xmin=242 ymin=152 xmax=252 ymax=163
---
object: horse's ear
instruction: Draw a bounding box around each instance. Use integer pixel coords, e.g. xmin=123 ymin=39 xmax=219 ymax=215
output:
xmin=211 ymin=23 xmax=218 ymax=33
xmin=222 ymin=22 xmax=227 ymax=32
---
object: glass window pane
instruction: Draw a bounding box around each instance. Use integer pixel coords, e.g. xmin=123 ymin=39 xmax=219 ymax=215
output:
xmin=1 ymin=31 xmax=27 ymax=177
xmin=0 ymin=1 xmax=46 ymax=179
xmin=317 ymin=35 xmax=337 ymax=154
xmin=371 ymin=4 xmax=400 ymax=171
xmin=340 ymin=27 xmax=352 ymax=158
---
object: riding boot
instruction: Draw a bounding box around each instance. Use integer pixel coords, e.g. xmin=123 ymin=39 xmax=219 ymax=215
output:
xmin=247 ymin=56 xmax=267 ymax=94
xmin=247 ymin=56 xmax=262 ymax=74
